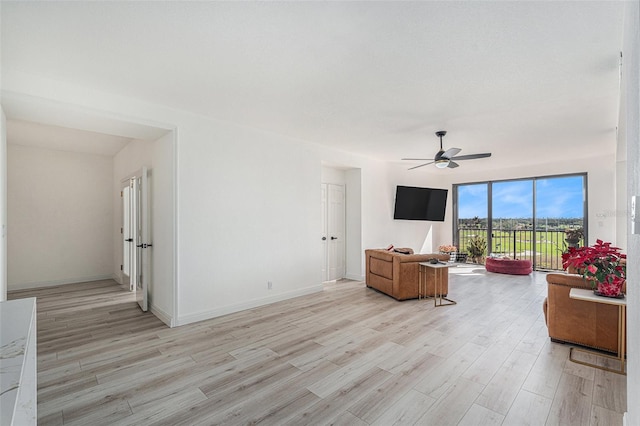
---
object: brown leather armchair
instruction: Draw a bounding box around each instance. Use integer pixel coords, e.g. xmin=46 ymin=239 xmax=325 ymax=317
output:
xmin=543 ymin=273 xmax=626 ymax=354
xmin=365 ymin=249 xmax=450 ymax=300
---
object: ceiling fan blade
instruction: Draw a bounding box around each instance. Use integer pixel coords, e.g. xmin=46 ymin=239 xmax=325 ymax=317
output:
xmin=442 ymin=147 xmax=461 ymax=159
xmin=447 ymin=161 xmax=459 ymax=169
xmin=408 ymin=162 xmax=434 ymax=170
xmin=452 ymin=153 xmax=492 ymax=161
xmin=401 ymin=158 xmax=434 ymax=161
xmin=452 ymin=152 xmax=491 ymax=161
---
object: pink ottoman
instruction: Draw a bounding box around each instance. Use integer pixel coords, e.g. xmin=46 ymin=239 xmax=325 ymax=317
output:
xmin=485 ymin=257 xmax=532 ymax=275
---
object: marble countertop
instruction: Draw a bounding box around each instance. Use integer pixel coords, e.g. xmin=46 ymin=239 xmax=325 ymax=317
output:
xmin=569 ymin=288 xmax=626 ymax=306
xmin=419 ymin=261 xmax=456 ymax=269
xmin=1 ymin=298 xmax=37 ymax=425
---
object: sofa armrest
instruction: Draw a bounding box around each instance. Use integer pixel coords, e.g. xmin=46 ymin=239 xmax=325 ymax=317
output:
xmin=545 ymin=273 xmax=620 ymax=353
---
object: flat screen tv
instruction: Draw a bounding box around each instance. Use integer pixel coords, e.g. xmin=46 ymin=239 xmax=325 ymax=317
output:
xmin=393 ymin=186 xmax=448 ymax=221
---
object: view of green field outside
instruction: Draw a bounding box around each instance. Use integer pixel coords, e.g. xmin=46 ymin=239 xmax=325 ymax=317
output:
xmin=455 ymin=175 xmax=586 ymax=271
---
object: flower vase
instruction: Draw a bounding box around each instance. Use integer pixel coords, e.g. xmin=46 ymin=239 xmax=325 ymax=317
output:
xmin=439 ymin=251 xmax=456 ymax=262
xmin=594 ymin=277 xmax=625 ymax=298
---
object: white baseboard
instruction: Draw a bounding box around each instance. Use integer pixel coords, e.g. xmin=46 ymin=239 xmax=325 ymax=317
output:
xmin=345 ymin=273 xmax=364 ymax=281
xmin=150 ymin=304 xmax=174 ymax=327
xmin=175 ymin=284 xmax=323 ymax=327
xmin=8 ymin=275 xmax=114 ymax=291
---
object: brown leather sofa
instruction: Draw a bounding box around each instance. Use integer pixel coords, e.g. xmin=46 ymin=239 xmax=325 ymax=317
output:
xmin=365 ymin=249 xmax=451 ymax=300
xmin=543 ymin=273 xmax=626 ymax=354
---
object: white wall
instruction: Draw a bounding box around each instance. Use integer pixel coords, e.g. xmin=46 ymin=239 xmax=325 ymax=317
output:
xmin=616 ymin=161 xmax=627 ymax=251
xmin=7 ymin=144 xmax=113 ymax=289
xmin=0 ymin=108 xmax=6 ymax=301
xmin=617 ymin=78 xmax=628 ymax=252
xmin=112 ymin=139 xmax=153 ymax=283
xmin=321 ymin=166 xmax=346 ymax=186
xmin=359 ymin=160 xmax=405 ymax=250
xmin=344 ymin=168 xmax=362 ymax=280
xmin=150 ymin=131 xmax=175 ymax=324
xmin=384 ymin=166 xmax=448 ymax=253
xmin=622 ymin=2 xmax=639 ymax=424
xmin=177 ymin=121 xmax=323 ymax=323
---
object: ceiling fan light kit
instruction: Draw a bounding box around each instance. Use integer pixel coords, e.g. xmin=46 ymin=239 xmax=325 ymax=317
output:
xmin=402 ymin=130 xmax=492 ymax=170
xmin=435 ymin=159 xmax=449 ymax=168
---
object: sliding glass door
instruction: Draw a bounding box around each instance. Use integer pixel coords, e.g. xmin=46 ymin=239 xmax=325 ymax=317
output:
xmin=454 ymin=174 xmax=586 ymax=271
xmin=534 ymin=175 xmax=586 ymax=269
xmin=492 ymin=180 xmax=534 ymax=262
xmin=456 ymin=184 xmax=488 ymax=263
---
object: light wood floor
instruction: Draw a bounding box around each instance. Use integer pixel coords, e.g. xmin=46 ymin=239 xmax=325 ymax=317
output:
xmin=8 ymin=266 xmax=626 ymax=425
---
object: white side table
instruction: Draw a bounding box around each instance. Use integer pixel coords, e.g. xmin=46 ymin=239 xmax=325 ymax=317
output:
xmin=419 ymin=262 xmax=456 ymax=307
xmin=568 ymin=288 xmax=626 ymax=375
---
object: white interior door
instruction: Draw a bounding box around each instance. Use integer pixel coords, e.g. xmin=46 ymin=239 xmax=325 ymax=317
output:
xmin=130 ymin=177 xmax=139 ymax=296
xmin=325 ymin=184 xmax=345 ymax=281
xmin=121 ymin=183 xmax=133 ymax=291
xmin=321 ymin=185 xmax=328 ymax=281
xmin=121 ymin=168 xmax=151 ymax=311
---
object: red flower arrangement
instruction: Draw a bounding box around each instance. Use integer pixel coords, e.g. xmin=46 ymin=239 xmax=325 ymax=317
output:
xmin=561 ymin=239 xmax=626 ymax=297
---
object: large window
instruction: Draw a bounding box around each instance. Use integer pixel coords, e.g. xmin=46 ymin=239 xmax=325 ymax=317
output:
xmin=454 ymin=174 xmax=587 ymax=271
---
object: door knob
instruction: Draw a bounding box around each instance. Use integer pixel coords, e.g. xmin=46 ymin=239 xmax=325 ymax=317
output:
xmin=331 ymin=236 xmax=337 ymax=240
xmin=322 ymin=237 xmax=327 ymax=241
xmin=125 ymin=238 xmax=133 ymax=242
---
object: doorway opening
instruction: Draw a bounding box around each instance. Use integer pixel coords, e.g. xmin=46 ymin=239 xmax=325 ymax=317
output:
xmin=320 ymin=165 xmax=362 ymax=283
xmin=321 ymin=183 xmax=345 ymax=282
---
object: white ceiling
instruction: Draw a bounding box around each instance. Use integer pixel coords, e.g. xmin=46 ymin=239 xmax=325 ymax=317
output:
xmin=1 ymin=1 xmax=626 ymax=170
xmin=6 ymin=120 xmax=132 ymax=157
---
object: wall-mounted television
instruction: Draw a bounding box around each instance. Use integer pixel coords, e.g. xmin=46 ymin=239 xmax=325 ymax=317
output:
xmin=393 ymin=186 xmax=448 ymax=221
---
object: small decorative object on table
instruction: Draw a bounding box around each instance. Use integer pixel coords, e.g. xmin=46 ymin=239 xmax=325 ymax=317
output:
xmin=438 ymin=245 xmax=457 ymax=262
xmin=562 ymin=239 xmax=626 ymax=298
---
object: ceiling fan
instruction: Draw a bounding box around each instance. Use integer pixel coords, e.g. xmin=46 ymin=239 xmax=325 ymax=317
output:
xmin=402 ymin=131 xmax=492 ymax=170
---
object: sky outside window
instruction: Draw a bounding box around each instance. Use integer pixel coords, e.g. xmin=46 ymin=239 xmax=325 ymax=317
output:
xmin=536 ymin=176 xmax=584 ymax=218
xmin=458 ymin=176 xmax=584 ymax=219
xmin=493 ymin=180 xmax=533 ymax=219
xmin=457 ymin=184 xmax=487 ymax=219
